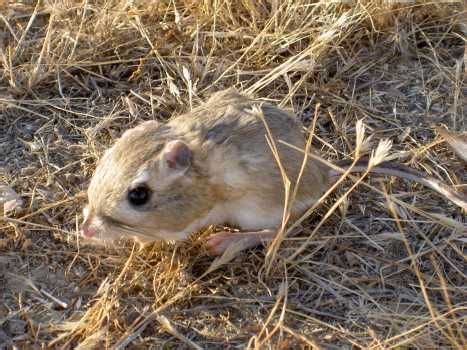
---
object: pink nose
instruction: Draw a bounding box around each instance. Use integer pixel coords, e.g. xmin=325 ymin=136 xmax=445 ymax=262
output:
xmin=81 ymin=222 xmax=96 ymax=238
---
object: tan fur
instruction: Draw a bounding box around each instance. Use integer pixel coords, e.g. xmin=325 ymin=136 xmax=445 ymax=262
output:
xmin=83 ymin=89 xmax=466 ymax=251
xmin=82 ymin=89 xmax=328 ymax=243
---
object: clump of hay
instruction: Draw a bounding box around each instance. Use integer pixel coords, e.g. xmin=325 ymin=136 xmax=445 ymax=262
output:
xmin=1 ymin=1 xmax=465 ymax=348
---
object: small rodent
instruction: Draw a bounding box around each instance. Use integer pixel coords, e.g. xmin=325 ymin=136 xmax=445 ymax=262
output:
xmin=81 ymin=89 xmax=467 ymax=254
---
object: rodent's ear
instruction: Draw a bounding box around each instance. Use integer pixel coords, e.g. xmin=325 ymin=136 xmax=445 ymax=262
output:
xmin=161 ymin=140 xmax=192 ymax=172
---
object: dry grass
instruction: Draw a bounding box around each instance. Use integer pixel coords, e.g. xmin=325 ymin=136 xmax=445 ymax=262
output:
xmin=1 ymin=0 xmax=466 ymax=348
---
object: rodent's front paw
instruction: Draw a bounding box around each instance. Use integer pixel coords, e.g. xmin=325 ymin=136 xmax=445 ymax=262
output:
xmin=205 ymin=232 xmax=236 ymax=255
xmin=206 ymin=230 xmax=274 ymax=255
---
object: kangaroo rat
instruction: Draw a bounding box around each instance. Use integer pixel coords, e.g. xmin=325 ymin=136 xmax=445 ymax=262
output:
xmin=81 ymin=90 xmax=467 ymax=254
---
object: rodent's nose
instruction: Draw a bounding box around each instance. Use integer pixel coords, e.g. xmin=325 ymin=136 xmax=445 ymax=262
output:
xmin=81 ymin=206 xmax=96 ymax=238
xmin=81 ymin=224 xmax=96 ymax=238
xmin=81 ymin=219 xmax=96 ymax=238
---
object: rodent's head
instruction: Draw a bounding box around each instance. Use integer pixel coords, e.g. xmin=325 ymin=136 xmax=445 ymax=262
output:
xmin=81 ymin=121 xmax=215 ymax=243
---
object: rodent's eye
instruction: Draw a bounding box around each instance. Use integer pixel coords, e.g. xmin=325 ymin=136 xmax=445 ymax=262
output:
xmin=127 ymin=185 xmax=151 ymax=206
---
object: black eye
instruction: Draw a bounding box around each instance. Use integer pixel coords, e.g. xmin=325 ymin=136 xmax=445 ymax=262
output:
xmin=127 ymin=186 xmax=151 ymax=206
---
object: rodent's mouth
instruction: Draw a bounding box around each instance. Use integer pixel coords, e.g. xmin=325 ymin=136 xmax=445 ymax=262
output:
xmin=80 ymin=206 xmax=192 ymax=242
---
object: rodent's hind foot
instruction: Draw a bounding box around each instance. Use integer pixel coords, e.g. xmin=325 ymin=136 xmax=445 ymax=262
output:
xmin=206 ymin=229 xmax=276 ymax=255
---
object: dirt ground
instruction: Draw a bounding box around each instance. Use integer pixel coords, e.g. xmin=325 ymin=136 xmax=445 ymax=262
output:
xmin=0 ymin=1 xmax=466 ymax=349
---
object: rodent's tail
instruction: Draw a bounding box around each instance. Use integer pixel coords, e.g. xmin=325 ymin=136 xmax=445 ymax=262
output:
xmin=330 ymin=158 xmax=467 ymax=211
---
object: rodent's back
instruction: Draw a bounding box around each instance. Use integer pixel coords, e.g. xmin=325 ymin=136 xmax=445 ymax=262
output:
xmin=170 ymin=89 xmax=328 ymax=210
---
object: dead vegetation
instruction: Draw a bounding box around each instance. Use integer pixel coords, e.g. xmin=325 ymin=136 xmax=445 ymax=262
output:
xmin=0 ymin=0 xmax=466 ymax=348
